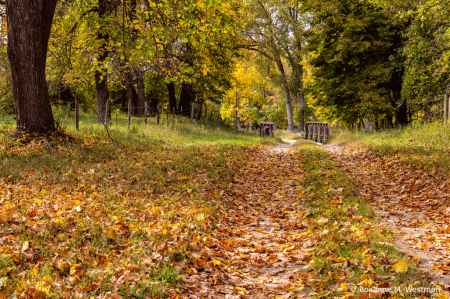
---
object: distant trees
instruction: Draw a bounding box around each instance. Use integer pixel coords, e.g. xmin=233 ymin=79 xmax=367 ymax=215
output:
xmin=3 ymin=0 xmax=240 ymax=133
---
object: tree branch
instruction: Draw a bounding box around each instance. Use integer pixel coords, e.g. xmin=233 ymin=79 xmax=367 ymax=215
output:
xmin=245 ymin=45 xmax=274 ymax=61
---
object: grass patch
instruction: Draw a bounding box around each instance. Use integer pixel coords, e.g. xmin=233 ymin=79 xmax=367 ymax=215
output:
xmin=0 ymin=112 xmax=276 ymax=297
xmin=327 ymin=122 xmax=450 ymax=176
xmin=274 ymin=129 xmax=302 ymax=140
xmin=294 ymin=143 xmax=436 ymax=298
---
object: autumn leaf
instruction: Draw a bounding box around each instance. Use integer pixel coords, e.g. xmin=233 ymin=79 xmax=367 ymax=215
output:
xmin=392 ymin=261 xmax=409 ymax=273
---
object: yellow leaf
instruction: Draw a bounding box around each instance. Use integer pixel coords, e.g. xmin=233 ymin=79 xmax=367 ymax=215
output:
xmin=351 ymin=226 xmax=360 ymax=232
xmin=436 ymin=293 xmax=448 ymax=299
xmin=162 ymin=228 xmax=168 ymax=235
xmin=212 ymin=260 xmax=221 ymax=266
xmin=30 ymin=267 xmax=39 ymax=276
xmin=107 ymin=230 xmax=115 ymax=239
xmin=358 ymin=274 xmax=369 ymax=282
xmin=35 ymin=199 xmax=42 ymax=206
xmin=392 ymin=261 xmax=409 ymax=273
xmin=335 ymin=257 xmax=346 ymax=263
xmin=295 ymin=284 xmax=305 ymax=291
xmin=341 ymin=283 xmax=348 ymax=291
xmin=70 ymin=264 xmax=82 ymax=275
xmin=36 ymin=280 xmax=51 ymax=295
xmin=196 ymin=213 xmax=205 ymax=221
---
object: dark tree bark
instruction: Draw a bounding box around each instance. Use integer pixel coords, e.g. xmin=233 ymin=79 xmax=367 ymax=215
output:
xmin=167 ymin=82 xmax=177 ymax=111
xmin=125 ymin=72 xmax=138 ymax=116
xmin=59 ymin=85 xmax=75 ymax=108
xmin=6 ymin=0 xmax=58 ymax=133
xmin=396 ymin=99 xmax=408 ymax=126
xmin=196 ymin=94 xmax=204 ymax=120
xmin=129 ymin=0 xmax=145 ymax=116
xmin=149 ymin=96 xmax=158 ymax=112
xmin=136 ymin=69 xmax=146 ymax=116
xmin=178 ymin=82 xmax=196 ymax=115
xmin=95 ymin=0 xmax=110 ymax=124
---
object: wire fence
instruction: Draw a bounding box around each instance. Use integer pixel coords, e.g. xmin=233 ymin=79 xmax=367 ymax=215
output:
xmin=0 ymin=99 xmax=224 ymax=131
xmin=0 ymin=100 xmax=260 ymax=134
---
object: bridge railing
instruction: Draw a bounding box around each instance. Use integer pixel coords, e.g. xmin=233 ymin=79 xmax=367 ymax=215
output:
xmin=304 ymin=121 xmax=331 ymax=143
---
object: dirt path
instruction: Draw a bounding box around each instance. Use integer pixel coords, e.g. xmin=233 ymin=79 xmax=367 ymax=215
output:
xmin=272 ymin=139 xmax=297 ymax=153
xmin=323 ymin=144 xmax=450 ymax=290
xmin=184 ymin=147 xmax=309 ymax=299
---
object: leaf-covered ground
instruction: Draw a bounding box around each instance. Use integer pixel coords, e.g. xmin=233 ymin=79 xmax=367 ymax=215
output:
xmin=0 ymin=123 xmax=272 ymax=298
xmin=0 ymin=123 xmax=445 ymax=298
xmin=182 ymin=143 xmax=439 ymax=298
xmin=326 ymin=144 xmax=450 ymax=289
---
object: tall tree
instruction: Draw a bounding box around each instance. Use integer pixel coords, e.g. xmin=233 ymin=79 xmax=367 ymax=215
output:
xmin=304 ymin=0 xmax=409 ymax=127
xmin=5 ymin=0 xmax=58 ymax=133
xmin=95 ymin=0 xmax=115 ymax=124
xmin=244 ymin=0 xmax=296 ymax=132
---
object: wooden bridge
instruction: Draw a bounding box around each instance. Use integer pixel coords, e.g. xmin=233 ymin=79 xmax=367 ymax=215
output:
xmin=304 ymin=121 xmax=331 ymax=143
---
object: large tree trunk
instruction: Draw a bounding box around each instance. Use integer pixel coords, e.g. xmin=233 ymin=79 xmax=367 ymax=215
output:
xmin=393 ymin=83 xmax=408 ymax=126
xmin=167 ymin=82 xmax=177 ymax=111
xmin=275 ymin=59 xmax=294 ymax=132
xmin=6 ymin=0 xmax=57 ymax=133
xmin=125 ymin=72 xmax=138 ymax=116
xmin=179 ymin=82 xmax=196 ymax=116
xmin=95 ymin=0 xmax=110 ymax=124
xmin=135 ymin=69 xmax=146 ymax=116
xmin=95 ymin=68 xmax=109 ymax=123
xmin=196 ymin=95 xmax=204 ymax=121
xmin=297 ymin=78 xmax=305 ymax=133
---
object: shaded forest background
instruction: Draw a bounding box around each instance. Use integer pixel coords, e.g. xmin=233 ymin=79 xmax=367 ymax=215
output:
xmin=1 ymin=0 xmax=450 ymax=132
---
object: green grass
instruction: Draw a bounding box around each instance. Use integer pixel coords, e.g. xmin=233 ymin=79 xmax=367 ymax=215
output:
xmin=274 ymin=129 xmax=302 ymax=140
xmin=327 ymin=121 xmax=450 ymax=175
xmin=294 ymin=142 xmax=435 ymax=298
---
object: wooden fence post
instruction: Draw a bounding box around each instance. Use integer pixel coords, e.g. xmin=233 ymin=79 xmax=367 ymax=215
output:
xmin=157 ymin=105 xmax=160 ymax=125
xmin=144 ymin=102 xmax=148 ymax=124
xmin=105 ymin=99 xmax=109 ymax=126
xmin=75 ymin=93 xmax=79 ymax=131
xmin=127 ymin=100 xmax=131 ymax=131
xmin=191 ymin=103 xmax=195 ymax=120
xmin=445 ymin=93 xmax=449 ymax=124
xmin=173 ymin=107 xmax=175 ymax=125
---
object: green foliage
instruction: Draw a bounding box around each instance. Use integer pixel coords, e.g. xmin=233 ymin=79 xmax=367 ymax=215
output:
xmin=304 ymin=0 xmax=408 ymax=126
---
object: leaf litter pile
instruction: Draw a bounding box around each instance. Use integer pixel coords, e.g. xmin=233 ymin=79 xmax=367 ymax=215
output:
xmin=326 ymin=145 xmax=450 ymax=290
xmin=0 ymin=132 xmax=444 ymax=298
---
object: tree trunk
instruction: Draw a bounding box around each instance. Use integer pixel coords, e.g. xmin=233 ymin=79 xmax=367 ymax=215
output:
xmin=197 ymin=95 xmax=204 ymax=120
xmin=95 ymin=68 xmax=109 ymax=123
xmin=396 ymin=99 xmax=408 ymax=126
xmin=6 ymin=0 xmax=57 ymax=133
xmin=150 ymin=97 xmax=158 ymax=112
xmin=125 ymin=72 xmax=138 ymax=116
xmin=167 ymin=82 xmax=177 ymax=111
xmin=135 ymin=69 xmax=146 ymax=116
xmin=297 ymin=78 xmax=305 ymax=133
xmin=95 ymin=0 xmax=110 ymax=124
xmin=179 ymin=82 xmax=196 ymax=116
xmin=59 ymin=85 xmax=75 ymax=108
xmin=275 ymin=59 xmax=294 ymax=132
